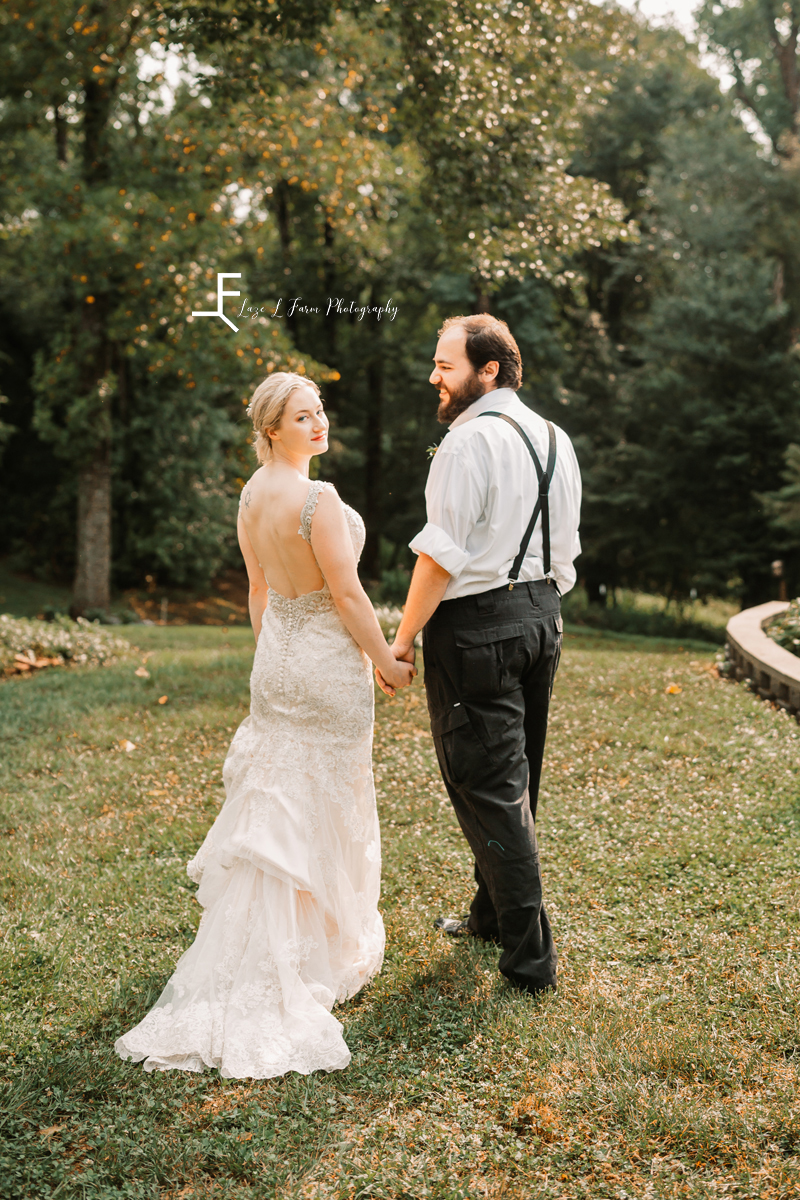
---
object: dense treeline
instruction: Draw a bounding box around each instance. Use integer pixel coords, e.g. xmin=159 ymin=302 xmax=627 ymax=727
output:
xmin=1 ymin=0 xmax=799 ymax=613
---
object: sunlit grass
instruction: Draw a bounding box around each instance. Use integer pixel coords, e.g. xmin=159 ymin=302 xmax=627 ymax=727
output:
xmin=561 ymin=588 xmax=738 ymax=645
xmin=1 ymin=625 xmax=799 ymax=1198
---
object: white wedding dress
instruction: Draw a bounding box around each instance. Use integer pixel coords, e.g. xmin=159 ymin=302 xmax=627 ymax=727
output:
xmin=115 ymin=481 xmax=384 ymax=1078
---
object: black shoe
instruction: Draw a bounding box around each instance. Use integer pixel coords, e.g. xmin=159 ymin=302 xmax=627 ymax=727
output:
xmin=434 ymin=915 xmax=474 ymax=938
xmin=506 ymin=977 xmax=557 ymax=997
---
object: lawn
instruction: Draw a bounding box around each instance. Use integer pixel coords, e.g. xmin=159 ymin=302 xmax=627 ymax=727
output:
xmin=1 ymin=624 xmax=799 ymax=1199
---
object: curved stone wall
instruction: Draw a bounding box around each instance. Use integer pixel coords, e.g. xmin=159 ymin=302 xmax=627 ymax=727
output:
xmin=726 ymin=600 xmax=799 ymax=713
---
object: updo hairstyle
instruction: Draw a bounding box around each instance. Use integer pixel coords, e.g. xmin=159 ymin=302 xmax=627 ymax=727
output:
xmin=246 ymin=371 xmax=321 ymax=464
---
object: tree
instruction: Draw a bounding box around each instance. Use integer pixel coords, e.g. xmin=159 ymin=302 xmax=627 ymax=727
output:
xmin=526 ymin=18 xmax=800 ymax=605
xmin=697 ymin=0 xmax=800 ymax=161
xmin=194 ymin=0 xmax=636 ymax=581
xmin=761 ymin=443 xmax=800 ymax=591
xmin=0 ymin=0 xmax=331 ymax=608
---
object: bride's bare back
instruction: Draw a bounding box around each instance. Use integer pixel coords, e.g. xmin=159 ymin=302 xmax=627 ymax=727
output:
xmin=239 ymin=464 xmax=325 ymax=599
xmin=234 ymin=377 xmax=413 ymax=695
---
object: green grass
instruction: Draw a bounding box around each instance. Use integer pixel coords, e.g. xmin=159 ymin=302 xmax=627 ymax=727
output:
xmin=1 ymin=625 xmax=799 ymax=1199
xmin=561 ymin=587 xmax=738 ymax=645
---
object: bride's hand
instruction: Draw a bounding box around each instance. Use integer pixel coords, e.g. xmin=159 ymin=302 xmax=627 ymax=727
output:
xmin=375 ymin=659 xmax=416 ymax=696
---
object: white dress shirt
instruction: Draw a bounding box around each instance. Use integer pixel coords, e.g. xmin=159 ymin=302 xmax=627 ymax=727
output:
xmin=409 ymin=388 xmax=582 ymax=600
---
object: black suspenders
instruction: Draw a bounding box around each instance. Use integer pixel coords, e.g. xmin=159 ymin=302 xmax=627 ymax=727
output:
xmin=478 ymin=412 xmax=557 ymax=589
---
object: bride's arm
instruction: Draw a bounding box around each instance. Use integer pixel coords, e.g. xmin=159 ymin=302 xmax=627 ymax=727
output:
xmin=310 ymin=489 xmax=415 ymax=694
xmin=237 ymin=512 xmax=269 ymax=642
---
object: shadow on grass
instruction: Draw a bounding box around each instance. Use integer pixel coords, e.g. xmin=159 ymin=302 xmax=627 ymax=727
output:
xmin=344 ymin=938 xmax=544 ymax=1067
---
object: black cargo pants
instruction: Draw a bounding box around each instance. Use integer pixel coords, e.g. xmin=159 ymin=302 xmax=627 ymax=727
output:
xmin=422 ymin=579 xmax=562 ymax=994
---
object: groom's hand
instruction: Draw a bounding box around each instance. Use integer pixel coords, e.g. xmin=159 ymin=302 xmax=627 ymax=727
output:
xmin=375 ymin=656 xmax=417 ymax=696
xmin=390 ymin=638 xmax=416 ymax=668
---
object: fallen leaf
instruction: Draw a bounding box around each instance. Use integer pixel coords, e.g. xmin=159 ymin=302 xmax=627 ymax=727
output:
xmin=39 ymin=1125 xmax=64 ymax=1138
xmin=665 ymin=684 xmax=682 ymax=694
xmin=158 ymin=695 xmax=168 ymax=705
xmin=119 ymin=739 xmax=136 ymax=752
xmin=134 ymin=666 xmax=150 ymax=678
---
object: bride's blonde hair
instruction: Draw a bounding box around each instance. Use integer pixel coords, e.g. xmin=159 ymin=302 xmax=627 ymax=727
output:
xmin=246 ymin=371 xmax=321 ymax=464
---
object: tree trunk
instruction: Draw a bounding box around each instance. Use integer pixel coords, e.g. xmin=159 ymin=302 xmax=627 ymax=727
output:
xmin=65 ymin=40 xmax=121 ymax=617
xmin=472 ymin=283 xmax=492 ymax=314
xmin=54 ymin=104 xmax=67 ymax=163
xmin=362 ymin=294 xmax=383 ymax=581
xmin=274 ymin=180 xmax=297 ymax=338
xmin=322 ymin=218 xmax=340 ymax=410
xmin=71 ymin=441 xmax=111 ymax=615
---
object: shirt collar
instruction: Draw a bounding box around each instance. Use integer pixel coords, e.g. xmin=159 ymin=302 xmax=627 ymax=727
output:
xmin=449 ymin=388 xmax=519 ymax=429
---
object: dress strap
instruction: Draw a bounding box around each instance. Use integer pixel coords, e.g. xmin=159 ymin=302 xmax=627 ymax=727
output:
xmin=298 ymin=480 xmax=333 ymax=543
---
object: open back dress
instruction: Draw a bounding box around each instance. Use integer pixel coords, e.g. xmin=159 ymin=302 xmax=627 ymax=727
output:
xmin=115 ymin=481 xmax=384 ymax=1078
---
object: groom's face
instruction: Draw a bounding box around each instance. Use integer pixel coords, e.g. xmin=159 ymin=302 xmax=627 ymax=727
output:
xmin=430 ymin=327 xmax=496 ymax=424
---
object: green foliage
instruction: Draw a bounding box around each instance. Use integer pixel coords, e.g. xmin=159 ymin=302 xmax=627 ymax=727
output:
xmin=3 ymin=0 xmax=800 ymax=606
xmin=552 ymin=24 xmax=800 ymax=605
xmin=761 ymin=442 xmax=800 ymax=544
xmin=387 ymin=0 xmax=634 ymax=287
xmin=0 ymin=0 xmax=334 ymax=591
xmin=764 ymin=596 xmax=800 ymax=656
xmin=0 ymin=0 xmax=641 ymax=596
xmin=561 ymin=588 xmax=729 ymax=645
xmin=597 ymin=255 xmax=798 ymax=602
xmin=697 ymin=0 xmax=800 ymax=158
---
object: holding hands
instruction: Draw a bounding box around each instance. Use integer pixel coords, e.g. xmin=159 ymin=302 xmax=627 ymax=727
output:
xmin=375 ymin=640 xmax=417 ymax=698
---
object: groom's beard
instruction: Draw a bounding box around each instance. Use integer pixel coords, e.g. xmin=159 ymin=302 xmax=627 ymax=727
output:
xmin=436 ymin=370 xmax=487 ymax=424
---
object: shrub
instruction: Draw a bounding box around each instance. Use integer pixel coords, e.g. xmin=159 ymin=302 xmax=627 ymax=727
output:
xmin=0 ymin=613 xmax=131 ymax=674
xmin=764 ymin=598 xmax=800 ymax=658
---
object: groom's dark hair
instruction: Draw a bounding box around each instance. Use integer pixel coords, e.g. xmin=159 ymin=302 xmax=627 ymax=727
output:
xmin=439 ymin=314 xmax=523 ymax=390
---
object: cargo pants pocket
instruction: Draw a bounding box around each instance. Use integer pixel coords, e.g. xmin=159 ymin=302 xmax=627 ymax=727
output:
xmin=454 ymin=621 xmax=525 ymax=699
xmin=431 ymin=702 xmax=494 ymax=790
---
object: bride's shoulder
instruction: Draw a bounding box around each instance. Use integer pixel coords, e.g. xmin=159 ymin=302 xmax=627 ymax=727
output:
xmin=302 ymin=478 xmax=342 ymax=521
xmin=238 ymin=467 xmax=266 ymax=512
xmin=299 ymin=479 xmax=343 ymax=542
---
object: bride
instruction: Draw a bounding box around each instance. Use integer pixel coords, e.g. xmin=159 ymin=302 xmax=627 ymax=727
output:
xmin=115 ymin=372 xmax=414 ymax=1079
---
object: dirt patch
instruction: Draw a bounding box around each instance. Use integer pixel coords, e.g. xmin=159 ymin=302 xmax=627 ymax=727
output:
xmin=124 ymin=570 xmax=250 ymax=626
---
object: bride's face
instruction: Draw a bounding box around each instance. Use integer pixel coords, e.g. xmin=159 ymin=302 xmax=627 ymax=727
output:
xmin=270 ymin=385 xmax=329 ymax=458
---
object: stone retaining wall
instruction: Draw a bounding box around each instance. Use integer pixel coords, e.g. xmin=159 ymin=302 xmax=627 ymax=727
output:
xmin=725 ymin=600 xmax=800 ymax=713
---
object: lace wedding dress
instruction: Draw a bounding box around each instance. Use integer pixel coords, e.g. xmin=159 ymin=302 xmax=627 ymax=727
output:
xmin=115 ymin=481 xmax=384 ymax=1078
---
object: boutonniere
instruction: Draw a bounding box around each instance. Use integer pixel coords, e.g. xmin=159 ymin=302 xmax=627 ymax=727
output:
xmin=426 ymin=438 xmax=444 ymax=459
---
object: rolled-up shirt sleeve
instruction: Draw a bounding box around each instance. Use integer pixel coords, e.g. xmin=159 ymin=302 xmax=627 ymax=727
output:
xmin=409 ymin=441 xmax=487 ymax=579
xmin=409 ymin=521 xmax=470 ymax=578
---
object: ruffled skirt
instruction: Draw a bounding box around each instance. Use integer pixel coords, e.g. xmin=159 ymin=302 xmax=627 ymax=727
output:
xmin=115 ymin=589 xmax=384 ymax=1078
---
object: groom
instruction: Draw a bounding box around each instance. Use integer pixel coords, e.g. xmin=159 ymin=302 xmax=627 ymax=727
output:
xmin=382 ymin=315 xmax=581 ymax=995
